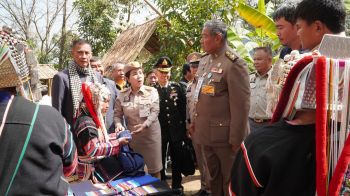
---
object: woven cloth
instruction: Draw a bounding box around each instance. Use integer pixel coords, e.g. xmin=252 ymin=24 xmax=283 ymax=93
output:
xmin=68 ymin=61 xmax=97 ymax=118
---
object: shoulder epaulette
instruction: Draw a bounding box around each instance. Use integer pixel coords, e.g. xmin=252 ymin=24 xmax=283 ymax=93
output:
xmin=225 ymin=51 xmax=238 ymax=62
xmin=201 ymin=53 xmax=209 ymax=58
xmin=143 ymin=85 xmax=154 ymax=91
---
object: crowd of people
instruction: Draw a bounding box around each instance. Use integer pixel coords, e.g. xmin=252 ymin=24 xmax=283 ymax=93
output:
xmin=0 ymin=0 xmax=349 ymax=195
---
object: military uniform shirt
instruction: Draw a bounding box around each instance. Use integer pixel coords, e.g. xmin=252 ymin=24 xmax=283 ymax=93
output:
xmin=193 ymin=45 xmax=250 ymax=146
xmin=114 ymin=85 xmax=160 ymax=132
xmin=249 ymin=69 xmax=272 ymax=120
xmin=154 ymin=82 xmax=186 ymax=142
xmin=114 ymin=85 xmax=162 ymax=173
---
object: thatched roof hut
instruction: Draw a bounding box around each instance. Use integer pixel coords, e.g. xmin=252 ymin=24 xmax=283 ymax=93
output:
xmin=38 ymin=64 xmax=58 ymax=80
xmin=101 ymin=18 xmax=160 ymax=69
xmin=38 ymin=64 xmax=58 ymax=96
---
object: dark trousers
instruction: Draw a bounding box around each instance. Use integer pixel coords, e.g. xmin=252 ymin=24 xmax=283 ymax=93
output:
xmin=249 ymin=118 xmax=270 ymax=132
xmin=161 ymin=134 xmax=183 ymax=188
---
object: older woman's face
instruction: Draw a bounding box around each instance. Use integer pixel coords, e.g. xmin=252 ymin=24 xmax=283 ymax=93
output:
xmin=127 ymin=68 xmax=144 ymax=90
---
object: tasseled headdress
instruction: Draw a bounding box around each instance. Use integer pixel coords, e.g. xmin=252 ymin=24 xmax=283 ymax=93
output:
xmin=81 ymin=82 xmax=110 ymax=141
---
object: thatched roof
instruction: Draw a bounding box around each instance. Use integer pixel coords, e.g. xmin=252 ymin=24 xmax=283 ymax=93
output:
xmin=102 ymin=18 xmax=160 ymax=69
xmin=38 ymin=64 xmax=58 ymax=80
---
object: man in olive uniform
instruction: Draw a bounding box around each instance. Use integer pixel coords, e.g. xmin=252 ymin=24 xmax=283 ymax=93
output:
xmin=249 ymin=47 xmax=273 ymax=132
xmin=192 ymin=19 xmax=250 ymax=195
xmin=154 ymin=56 xmax=186 ymax=193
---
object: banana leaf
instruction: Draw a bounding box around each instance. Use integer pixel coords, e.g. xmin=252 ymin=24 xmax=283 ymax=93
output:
xmin=235 ymin=2 xmax=276 ymax=37
xmin=345 ymin=0 xmax=350 ymax=12
xmin=227 ymin=28 xmax=254 ymax=69
xmin=257 ymin=0 xmax=266 ymax=14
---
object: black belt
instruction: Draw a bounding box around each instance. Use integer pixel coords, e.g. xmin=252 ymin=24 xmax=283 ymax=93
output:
xmin=250 ymin=118 xmax=271 ymax=123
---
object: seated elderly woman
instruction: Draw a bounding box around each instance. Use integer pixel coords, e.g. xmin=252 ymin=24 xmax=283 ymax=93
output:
xmin=73 ymin=82 xmax=130 ymax=183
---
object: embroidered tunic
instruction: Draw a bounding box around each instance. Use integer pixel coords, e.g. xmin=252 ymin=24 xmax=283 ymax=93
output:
xmin=73 ymin=113 xmax=122 ymax=182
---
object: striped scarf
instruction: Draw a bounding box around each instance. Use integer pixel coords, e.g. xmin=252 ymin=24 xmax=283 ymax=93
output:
xmin=68 ymin=61 xmax=97 ymax=118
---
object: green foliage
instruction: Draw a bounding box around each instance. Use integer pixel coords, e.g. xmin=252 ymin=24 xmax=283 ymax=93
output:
xmin=51 ymin=31 xmax=79 ymax=70
xmin=148 ymin=0 xmax=282 ymax=78
xmin=257 ymin=0 xmax=266 ymax=17
xmin=150 ymin=0 xmax=234 ymax=80
xmin=74 ymin=0 xmax=120 ymax=56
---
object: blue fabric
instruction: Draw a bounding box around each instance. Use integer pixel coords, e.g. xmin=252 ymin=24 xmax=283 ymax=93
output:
xmin=117 ymin=130 xmax=132 ymax=152
xmin=0 ymin=91 xmax=11 ymax=103
xmin=117 ymin=130 xmax=144 ymax=177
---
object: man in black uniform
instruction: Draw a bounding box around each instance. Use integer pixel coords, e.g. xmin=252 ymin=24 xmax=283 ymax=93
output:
xmin=153 ymin=56 xmax=186 ymax=193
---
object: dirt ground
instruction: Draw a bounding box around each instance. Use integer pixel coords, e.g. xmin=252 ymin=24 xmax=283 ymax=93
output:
xmin=164 ymin=169 xmax=201 ymax=195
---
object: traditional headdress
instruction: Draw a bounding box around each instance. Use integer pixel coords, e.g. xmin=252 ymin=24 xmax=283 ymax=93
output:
xmin=0 ymin=26 xmax=38 ymax=100
xmin=81 ymin=82 xmax=110 ymax=141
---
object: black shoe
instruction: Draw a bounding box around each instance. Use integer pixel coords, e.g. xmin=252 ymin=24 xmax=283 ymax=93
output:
xmin=172 ymin=185 xmax=184 ymax=196
xmin=192 ymin=189 xmax=211 ymax=196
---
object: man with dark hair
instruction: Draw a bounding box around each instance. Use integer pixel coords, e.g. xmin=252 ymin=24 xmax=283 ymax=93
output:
xmin=272 ymin=0 xmax=302 ymax=59
xmin=90 ymin=56 xmax=118 ymax=133
xmin=295 ymin=0 xmax=346 ymax=50
xmin=90 ymin=56 xmax=104 ymax=75
xmin=231 ymin=0 xmax=346 ymax=195
xmin=52 ymin=39 xmax=103 ymax=127
xmin=193 ymin=19 xmax=250 ymax=196
xmin=145 ymin=69 xmax=158 ymax=86
xmin=249 ymin=47 xmax=273 ymax=132
xmin=179 ymin=63 xmax=192 ymax=91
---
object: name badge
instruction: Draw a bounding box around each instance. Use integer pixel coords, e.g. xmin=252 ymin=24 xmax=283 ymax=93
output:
xmin=193 ymin=76 xmax=204 ymax=102
xmin=139 ymin=105 xmax=150 ymax=118
xmin=211 ymin=67 xmax=223 ymax=74
xmin=201 ymin=85 xmax=215 ymax=96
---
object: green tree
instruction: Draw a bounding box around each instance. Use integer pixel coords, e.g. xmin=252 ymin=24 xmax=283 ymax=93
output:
xmin=75 ymin=0 xmax=119 ymax=56
xmin=51 ymin=31 xmax=80 ymax=70
xmin=150 ymin=0 xmax=281 ymax=79
xmin=150 ymin=0 xmax=234 ymax=80
xmin=74 ymin=0 xmax=143 ymax=56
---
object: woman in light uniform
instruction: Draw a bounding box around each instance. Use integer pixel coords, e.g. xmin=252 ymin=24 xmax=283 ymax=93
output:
xmin=114 ymin=61 xmax=162 ymax=178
